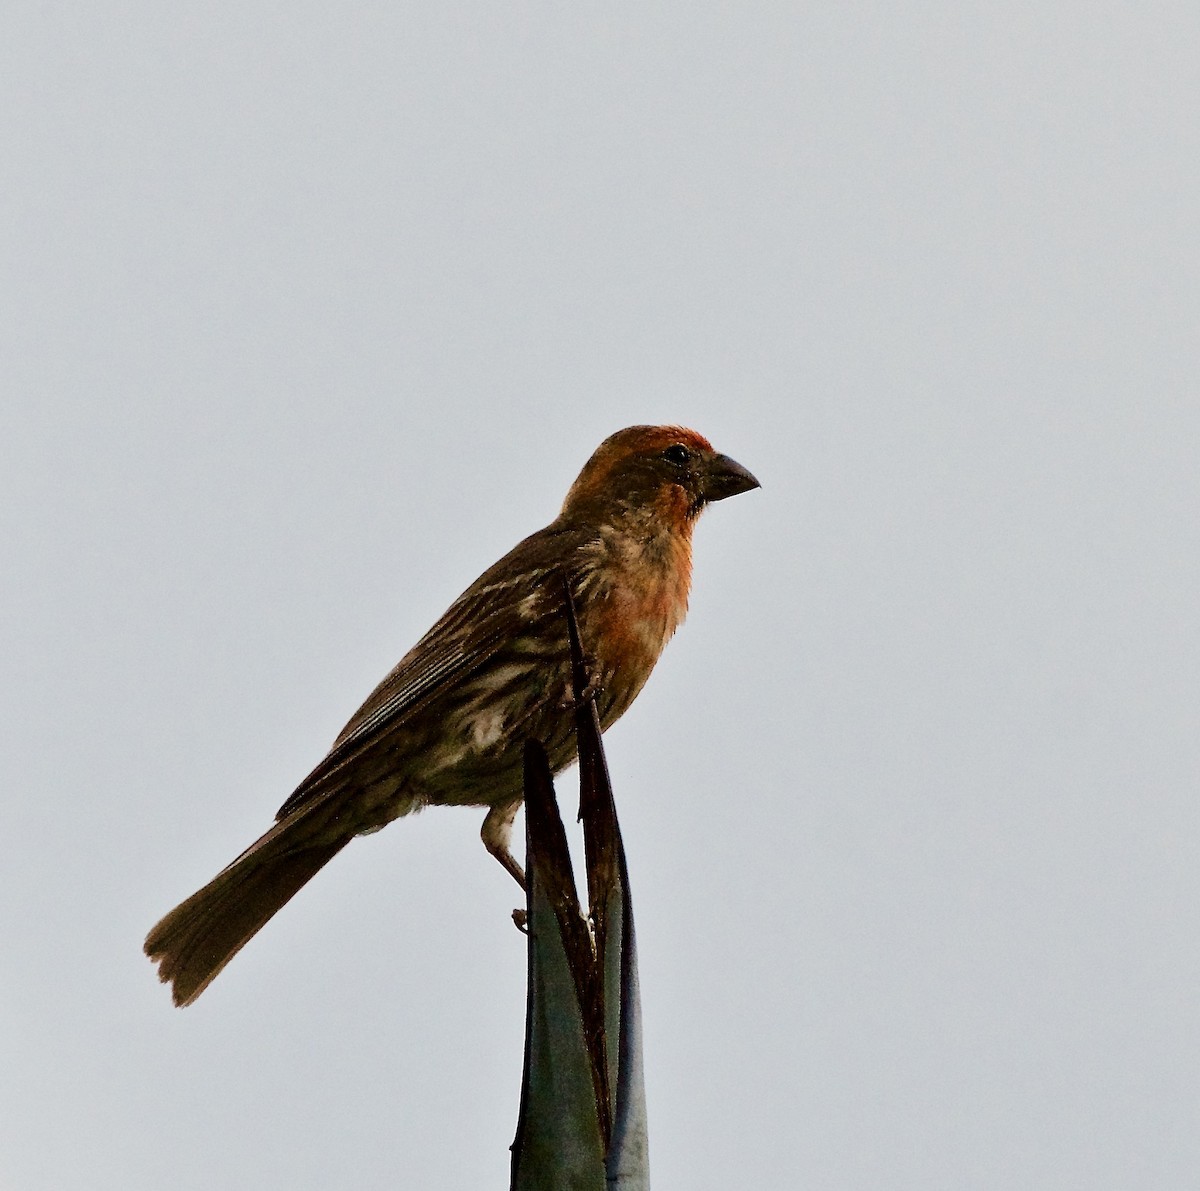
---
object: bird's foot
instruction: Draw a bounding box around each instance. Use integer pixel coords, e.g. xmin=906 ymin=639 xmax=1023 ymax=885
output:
xmin=559 ymin=673 xmax=602 ymax=711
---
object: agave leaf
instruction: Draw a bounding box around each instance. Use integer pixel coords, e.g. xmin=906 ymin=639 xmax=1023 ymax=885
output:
xmin=510 ymin=740 xmax=607 ymax=1191
xmin=509 ymin=584 xmax=649 ymax=1190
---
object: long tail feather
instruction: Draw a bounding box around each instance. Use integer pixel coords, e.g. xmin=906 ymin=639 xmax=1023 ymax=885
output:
xmin=145 ymin=811 xmax=352 ymax=1007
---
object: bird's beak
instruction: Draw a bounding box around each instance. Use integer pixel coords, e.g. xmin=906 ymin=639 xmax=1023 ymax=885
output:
xmin=702 ymin=452 xmax=761 ymax=502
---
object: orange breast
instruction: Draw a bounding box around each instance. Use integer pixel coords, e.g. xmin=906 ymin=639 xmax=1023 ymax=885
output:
xmin=584 ymin=522 xmax=693 ymax=722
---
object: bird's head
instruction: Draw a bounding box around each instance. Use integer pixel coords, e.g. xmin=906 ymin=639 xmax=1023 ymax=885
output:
xmin=560 ymin=425 xmax=760 ymax=529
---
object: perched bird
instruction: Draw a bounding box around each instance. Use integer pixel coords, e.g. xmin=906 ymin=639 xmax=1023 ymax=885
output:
xmin=145 ymin=425 xmax=758 ymax=1005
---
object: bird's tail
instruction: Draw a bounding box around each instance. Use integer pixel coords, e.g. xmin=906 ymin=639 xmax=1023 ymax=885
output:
xmin=145 ymin=801 xmax=352 ymax=1007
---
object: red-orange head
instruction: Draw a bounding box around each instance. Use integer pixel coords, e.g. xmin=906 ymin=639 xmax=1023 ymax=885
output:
xmin=560 ymin=425 xmax=759 ymax=528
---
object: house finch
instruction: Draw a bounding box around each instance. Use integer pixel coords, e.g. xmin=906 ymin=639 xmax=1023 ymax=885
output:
xmin=145 ymin=425 xmax=758 ymax=1005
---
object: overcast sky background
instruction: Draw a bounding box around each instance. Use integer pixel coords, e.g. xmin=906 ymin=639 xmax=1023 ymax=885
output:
xmin=3 ymin=4 xmax=1198 ymax=1188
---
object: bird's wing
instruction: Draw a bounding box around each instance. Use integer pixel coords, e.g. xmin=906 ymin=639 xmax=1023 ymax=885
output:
xmin=274 ymin=523 xmax=584 ymax=820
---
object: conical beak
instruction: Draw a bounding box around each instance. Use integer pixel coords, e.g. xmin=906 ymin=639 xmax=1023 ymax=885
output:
xmin=702 ymin=452 xmax=761 ymax=502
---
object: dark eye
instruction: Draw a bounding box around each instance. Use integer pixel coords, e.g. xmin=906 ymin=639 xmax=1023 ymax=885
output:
xmin=662 ymin=444 xmax=690 ymax=466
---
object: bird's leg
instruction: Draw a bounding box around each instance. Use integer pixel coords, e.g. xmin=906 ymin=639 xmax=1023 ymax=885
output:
xmin=482 ymin=796 xmax=526 ymax=891
xmin=482 ymin=799 xmax=529 ymax=931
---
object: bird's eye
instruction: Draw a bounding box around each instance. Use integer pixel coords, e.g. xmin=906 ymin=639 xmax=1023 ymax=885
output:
xmin=662 ymin=444 xmax=690 ymax=466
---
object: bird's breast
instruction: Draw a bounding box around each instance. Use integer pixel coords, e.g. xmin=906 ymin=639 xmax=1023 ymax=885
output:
xmin=578 ymin=523 xmax=693 ymax=719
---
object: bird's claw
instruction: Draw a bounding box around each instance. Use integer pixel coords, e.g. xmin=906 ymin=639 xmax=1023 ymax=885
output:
xmin=559 ymin=673 xmax=602 ymax=711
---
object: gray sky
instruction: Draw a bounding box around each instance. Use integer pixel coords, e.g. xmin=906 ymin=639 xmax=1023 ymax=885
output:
xmin=3 ymin=4 xmax=1198 ymax=1188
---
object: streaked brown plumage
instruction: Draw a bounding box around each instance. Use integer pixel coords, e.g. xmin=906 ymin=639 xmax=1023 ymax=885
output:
xmin=144 ymin=425 xmax=758 ymax=1005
